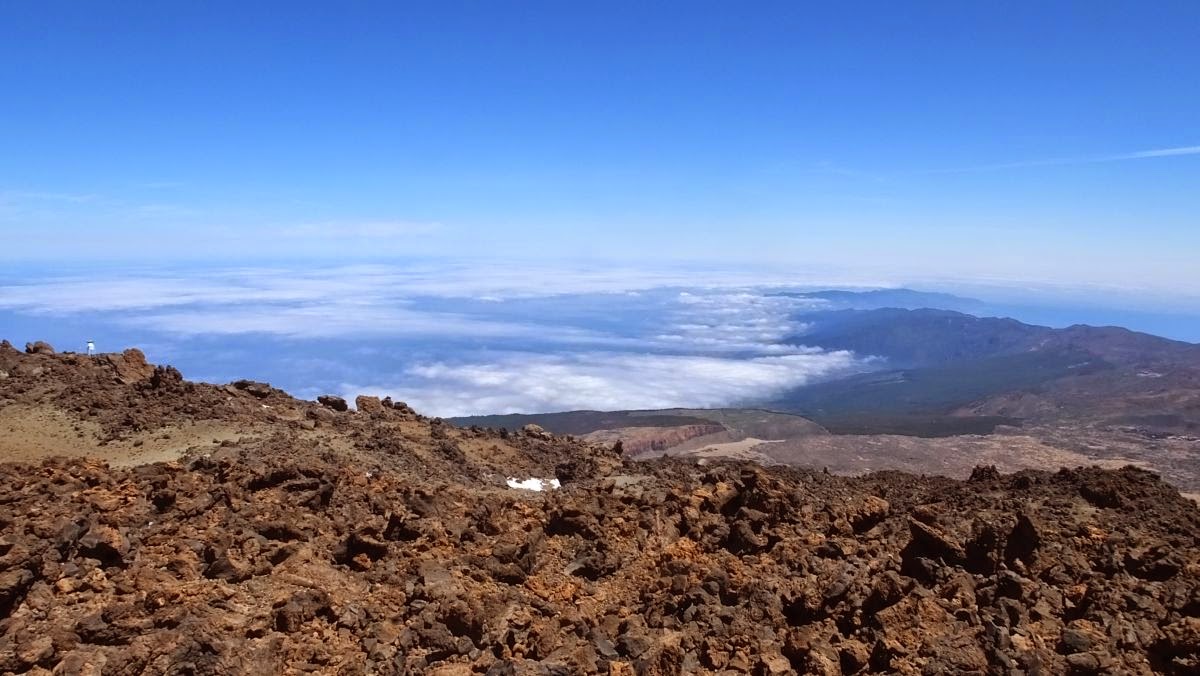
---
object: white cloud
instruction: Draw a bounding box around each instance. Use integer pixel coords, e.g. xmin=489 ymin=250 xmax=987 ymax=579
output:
xmin=938 ymin=144 xmax=1200 ymax=173
xmin=1122 ymin=145 xmax=1200 ymax=159
xmin=1 ymin=262 xmax=885 ymax=414
xmin=130 ymin=302 xmax=625 ymax=342
xmin=657 ymin=291 xmax=827 ymax=353
xmin=347 ymin=349 xmax=862 ymax=417
xmin=0 ymin=275 xmax=323 ymax=313
xmin=0 ymin=262 xmax=872 ymax=314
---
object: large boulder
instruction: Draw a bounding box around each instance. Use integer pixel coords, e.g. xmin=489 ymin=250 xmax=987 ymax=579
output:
xmin=103 ymin=348 xmax=155 ymax=384
xmin=232 ymin=380 xmax=274 ymax=399
xmin=317 ymin=395 xmax=348 ymax=412
xmin=355 ymin=395 xmax=385 ymax=414
xmin=522 ymin=424 xmax=550 ymax=439
xmin=77 ymin=525 xmax=130 ymax=567
xmin=24 ymin=341 xmax=54 ymax=355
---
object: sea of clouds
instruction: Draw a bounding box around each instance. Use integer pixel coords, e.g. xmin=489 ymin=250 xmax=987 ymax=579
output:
xmin=0 ymin=260 xmax=880 ymax=416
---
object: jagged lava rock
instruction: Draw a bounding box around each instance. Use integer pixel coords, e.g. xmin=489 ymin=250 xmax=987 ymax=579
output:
xmin=0 ymin=342 xmax=1198 ymax=674
xmin=318 ymin=394 xmax=349 ymax=412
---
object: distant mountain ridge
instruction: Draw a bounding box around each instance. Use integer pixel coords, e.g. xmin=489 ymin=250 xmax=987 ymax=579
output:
xmin=788 ymin=308 xmax=1051 ymax=368
xmin=771 ymin=307 xmax=1200 ymax=434
xmin=773 ymin=288 xmax=985 ymax=312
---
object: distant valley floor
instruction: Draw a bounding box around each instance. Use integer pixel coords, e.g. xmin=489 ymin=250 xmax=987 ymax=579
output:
xmin=450 ymin=408 xmax=1200 ymax=494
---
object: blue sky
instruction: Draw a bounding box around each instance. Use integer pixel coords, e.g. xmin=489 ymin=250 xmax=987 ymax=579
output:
xmin=2 ymin=2 xmax=1198 ymax=292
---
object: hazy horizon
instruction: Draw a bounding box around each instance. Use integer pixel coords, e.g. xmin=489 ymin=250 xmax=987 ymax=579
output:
xmin=4 ymin=260 xmax=1200 ymax=417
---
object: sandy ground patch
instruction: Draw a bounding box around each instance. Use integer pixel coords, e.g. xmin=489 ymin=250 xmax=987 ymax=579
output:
xmin=661 ymin=437 xmax=786 ymax=465
xmin=0 ymin=403 xmax=252 ymax=466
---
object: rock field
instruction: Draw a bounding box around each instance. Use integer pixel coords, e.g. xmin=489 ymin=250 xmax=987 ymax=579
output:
xmin=1 ymin=342 xmax=1198 ymax=674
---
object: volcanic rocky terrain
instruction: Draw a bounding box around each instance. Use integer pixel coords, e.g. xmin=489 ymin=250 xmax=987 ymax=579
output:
xmin=2 ymin=341 xmax=1200 ymax=674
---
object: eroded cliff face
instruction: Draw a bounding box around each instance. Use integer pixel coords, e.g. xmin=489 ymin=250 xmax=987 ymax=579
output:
xmin=583 ymin=424 xmax=727 ymax=456
xmin=1 ymin=342 xmax=1199 ymax=674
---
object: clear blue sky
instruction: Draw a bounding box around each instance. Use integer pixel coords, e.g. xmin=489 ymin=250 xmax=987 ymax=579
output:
xmin=2 ymin=2 xmax=1198 ymax=291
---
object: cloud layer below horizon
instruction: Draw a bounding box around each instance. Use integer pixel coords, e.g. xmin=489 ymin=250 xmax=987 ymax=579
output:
xmin=348 ymin=349 xmax=859 ymax=417
xmin=0 ymin=261 xmax=870 ymax=416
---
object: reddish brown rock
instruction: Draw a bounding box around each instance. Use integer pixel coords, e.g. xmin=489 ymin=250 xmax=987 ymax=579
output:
xmin=102 ymin=348 xmax=155 ymax=384
xmin=24 ymin=341 xmax=55 ymax=355
xmin=355 ymin=395 xmax=385 ymax=414
xmin=0 ymin=343 xmax=1196 ymax=674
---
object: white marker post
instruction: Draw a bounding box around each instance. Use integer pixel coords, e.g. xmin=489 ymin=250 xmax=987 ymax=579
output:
xmin=86 ymin=340 xmax=95 ymax=356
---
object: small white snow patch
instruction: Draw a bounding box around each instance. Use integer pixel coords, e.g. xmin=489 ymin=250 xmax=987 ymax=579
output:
xmin=506 ymin=477 xmax=561 ymax=491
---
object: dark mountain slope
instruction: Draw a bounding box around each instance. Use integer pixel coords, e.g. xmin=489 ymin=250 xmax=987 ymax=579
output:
xmin=771 ymin=347 xmax=1107 ymax=418
xmin=1046 ymin=324 xmax=1200 ymax=366
xmin=787 ymin=308 xmax=1052 ymax=368
xmin=773 ymin=309 xmax=1200 ymax=435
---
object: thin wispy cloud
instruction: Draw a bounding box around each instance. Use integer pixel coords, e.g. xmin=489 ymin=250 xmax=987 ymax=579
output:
xmin=0 ymin=189 xmax=100 ymax=204
xmin=0 ymin=186 xmax=198 ymax=227
xmin=1124 ymin=145 xmax=1200 ymax=159
xmin=132 ymin=181 xmax=186 ymax=189
xmin=274 ymin=221 xmax=443 ymax=239
xmin=130 ymin=303 xmax=636 ymax=343
xmin=128 ymin=204 xmax=201 ymax=219
xmin=0 ymin=263 xmax=872 ymax=313
xmin=935 ymin=144 xmax=1200 ymax=174
xmin=807 ymin=161 xmax=891 ymax=184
